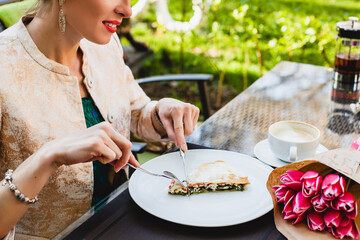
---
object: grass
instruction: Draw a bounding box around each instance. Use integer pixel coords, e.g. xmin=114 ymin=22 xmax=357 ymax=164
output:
xmin=137 ymin=151 xmax=160 ymax=165
xmin=0 ymin=0 xmax=35 ymax=27
xmin=128 ymin=0 xmax=360 ymax=105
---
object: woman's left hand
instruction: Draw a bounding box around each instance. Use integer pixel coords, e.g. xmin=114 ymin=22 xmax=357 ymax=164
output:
xmin=156 ymin=98 xmax=200 ymax=151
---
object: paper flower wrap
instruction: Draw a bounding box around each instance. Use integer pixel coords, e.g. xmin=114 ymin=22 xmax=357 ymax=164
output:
xmin=267 ymin=148 xmax=360 ymax=240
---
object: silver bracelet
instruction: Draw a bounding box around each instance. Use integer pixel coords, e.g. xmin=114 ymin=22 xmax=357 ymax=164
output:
xmin=2 ymin=170 xmax=38 ymax=204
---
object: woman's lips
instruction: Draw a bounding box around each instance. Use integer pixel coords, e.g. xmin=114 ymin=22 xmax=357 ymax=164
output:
xmin=103 ymin=20 xmax=122 ymax=33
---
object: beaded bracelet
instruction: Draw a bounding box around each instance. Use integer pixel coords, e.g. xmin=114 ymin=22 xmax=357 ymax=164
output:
xmin=2 ymin=170 xmax=38 ymax=204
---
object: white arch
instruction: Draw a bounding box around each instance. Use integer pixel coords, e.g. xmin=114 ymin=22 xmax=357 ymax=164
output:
xmin=131 ymin=0 xmax=149 ymax=18
xmin=155 ymin=0 xmax=203 ymax=32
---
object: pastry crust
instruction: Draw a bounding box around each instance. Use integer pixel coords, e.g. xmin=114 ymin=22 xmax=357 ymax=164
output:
xmin=168 ymin=160 xmax=250 ymax=195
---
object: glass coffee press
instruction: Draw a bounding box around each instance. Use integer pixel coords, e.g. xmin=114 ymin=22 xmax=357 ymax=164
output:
xmin=328 ymin=17 xmax=360 ymax=135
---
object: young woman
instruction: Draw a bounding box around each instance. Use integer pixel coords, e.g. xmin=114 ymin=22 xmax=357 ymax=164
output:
xmin=0 ymin=0 xmax=199 ymax=238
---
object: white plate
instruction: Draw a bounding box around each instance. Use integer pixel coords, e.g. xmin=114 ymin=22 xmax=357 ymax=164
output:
xmin=129 ymin=149 xmax=273 ymax=227
xmin=254 ymin=139 xmax=328 ymax=168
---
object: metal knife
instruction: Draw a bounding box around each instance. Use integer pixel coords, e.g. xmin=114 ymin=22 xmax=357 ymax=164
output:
xmin=179 ymin=148 xmax=190 ymax=196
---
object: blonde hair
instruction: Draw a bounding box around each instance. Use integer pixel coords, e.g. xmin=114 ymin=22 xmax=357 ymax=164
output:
xmin=27 ymin=0 xmax=53 ymax=15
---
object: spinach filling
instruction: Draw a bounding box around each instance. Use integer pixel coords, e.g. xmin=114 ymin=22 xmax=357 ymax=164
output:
xmin=169 ymin=184 xmax=245 ymax=196
xmin=191 ymin=184 xmax=245 ymax=193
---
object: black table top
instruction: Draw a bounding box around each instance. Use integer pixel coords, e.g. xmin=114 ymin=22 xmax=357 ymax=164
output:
xmin=57 ymin=182 xmax=284 ymax=240
xmin=54 ymin=147 xmax=285 ymax=239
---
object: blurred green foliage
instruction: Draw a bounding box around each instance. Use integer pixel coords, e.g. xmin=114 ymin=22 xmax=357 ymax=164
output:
xmin=127 ymin=0 xmax=359 ymax=103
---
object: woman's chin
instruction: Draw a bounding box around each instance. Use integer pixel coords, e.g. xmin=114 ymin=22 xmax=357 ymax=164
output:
xmin=85 ymin=35 xmax=113 ymax=45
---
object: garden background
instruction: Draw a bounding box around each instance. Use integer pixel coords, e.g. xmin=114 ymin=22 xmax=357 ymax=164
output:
xmin=125 ymin=0 xmax=360 ymax=119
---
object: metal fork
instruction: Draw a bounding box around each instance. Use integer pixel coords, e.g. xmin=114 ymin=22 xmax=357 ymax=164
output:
xmin=179 ymin=148 xmax=190 ymax=197
xmin=127 ymin=163 xmax=186 ymax=188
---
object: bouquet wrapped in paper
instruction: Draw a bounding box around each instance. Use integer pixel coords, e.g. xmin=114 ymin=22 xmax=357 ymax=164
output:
xmin=267 ymin=148 xmax=360 ymax=239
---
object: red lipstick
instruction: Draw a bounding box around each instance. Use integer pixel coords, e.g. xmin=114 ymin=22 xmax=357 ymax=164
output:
xmin=103 ymin=20 xmax=122 ymax=34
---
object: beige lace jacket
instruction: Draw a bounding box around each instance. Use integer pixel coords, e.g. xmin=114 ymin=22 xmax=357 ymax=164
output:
xmin=0 ymin=18 xmax=161 ymax=239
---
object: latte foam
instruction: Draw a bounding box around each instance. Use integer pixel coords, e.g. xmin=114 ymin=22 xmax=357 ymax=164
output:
xmin=273 ymin=125 xmax=316 ymax=142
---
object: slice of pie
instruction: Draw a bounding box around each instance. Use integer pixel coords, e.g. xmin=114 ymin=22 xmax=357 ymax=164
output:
xmin=168 ymin=160 xmax=250 ymax=195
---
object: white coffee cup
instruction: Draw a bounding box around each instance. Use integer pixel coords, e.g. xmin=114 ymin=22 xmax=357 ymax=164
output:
xmin=268 ymin=121 xmax=321 ymax=162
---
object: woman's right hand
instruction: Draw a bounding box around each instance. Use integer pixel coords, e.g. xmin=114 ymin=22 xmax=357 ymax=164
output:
xmin=45 ymin=122 xmax=139 ymax=172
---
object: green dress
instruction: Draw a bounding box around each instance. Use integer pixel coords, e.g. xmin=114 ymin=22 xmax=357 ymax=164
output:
xmin=82 ymin=97 xmax=126 ymax=206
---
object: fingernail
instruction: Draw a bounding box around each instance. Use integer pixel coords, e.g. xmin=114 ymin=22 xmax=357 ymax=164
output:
xmin=181 ymin=144 xmax=187 ymax=151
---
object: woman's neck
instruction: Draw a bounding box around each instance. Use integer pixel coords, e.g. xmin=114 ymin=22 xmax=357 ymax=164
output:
xmin=26 ymin=9 xmax=82 ymax=68
xmin=25 ymin=9 xmax=88 ymax=97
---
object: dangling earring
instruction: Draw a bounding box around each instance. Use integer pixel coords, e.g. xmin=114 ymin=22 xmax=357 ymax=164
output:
xmin=59 ymin=0 xmax=66 ymax=33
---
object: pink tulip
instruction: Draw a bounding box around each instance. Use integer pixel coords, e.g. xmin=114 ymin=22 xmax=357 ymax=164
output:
xmin=279 ymin=170 xmax=304 ymax=191
xmin=331 ymin=191 xmax=358 ymax=219
xmin=301 ymin=171 xmax=323 ymax=198
xmin=325 ymin=227 xmax=332 ymax=234
xmin=350 ymin=220 xmax=360 ymax=239
xmin=293 ymin=192 xmax=312 ymax=215
xmin=351 ymin=137 xmax=360 ymax=150
xmin=339 ymin=214 xmax=351 ymax=227
xmin=331 ymin=219 xmax=360 ymax=239
xmin=351 ymin=140 xmax=360 ymax=150
xmin=282 ymin=195 xmax=297 ymax=220
xmin=292 ymin=212 xmax=307 ymax=224
xmin=307 ymin=211 xmax=325 ymax=231
xmin=311 ymin=194 xmax=329 ymax=213
xmin=286 ymin=192 xmax=312 ymax=224
xmin=321 ymin=174 xmax=345 ymax=201
xmin=351 ymin=220 xmax=360 ymax=239
xmin=272 ymin=184 xmax=295 ymax=203
xmin=282 ymin=194 xmax=308 ymax=224
xmin=324 ymin=209 xmax=342 ymax=228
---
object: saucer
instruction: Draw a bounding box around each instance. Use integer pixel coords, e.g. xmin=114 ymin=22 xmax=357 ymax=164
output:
xmin=253 ymin=139 xmax=328 ymax=168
